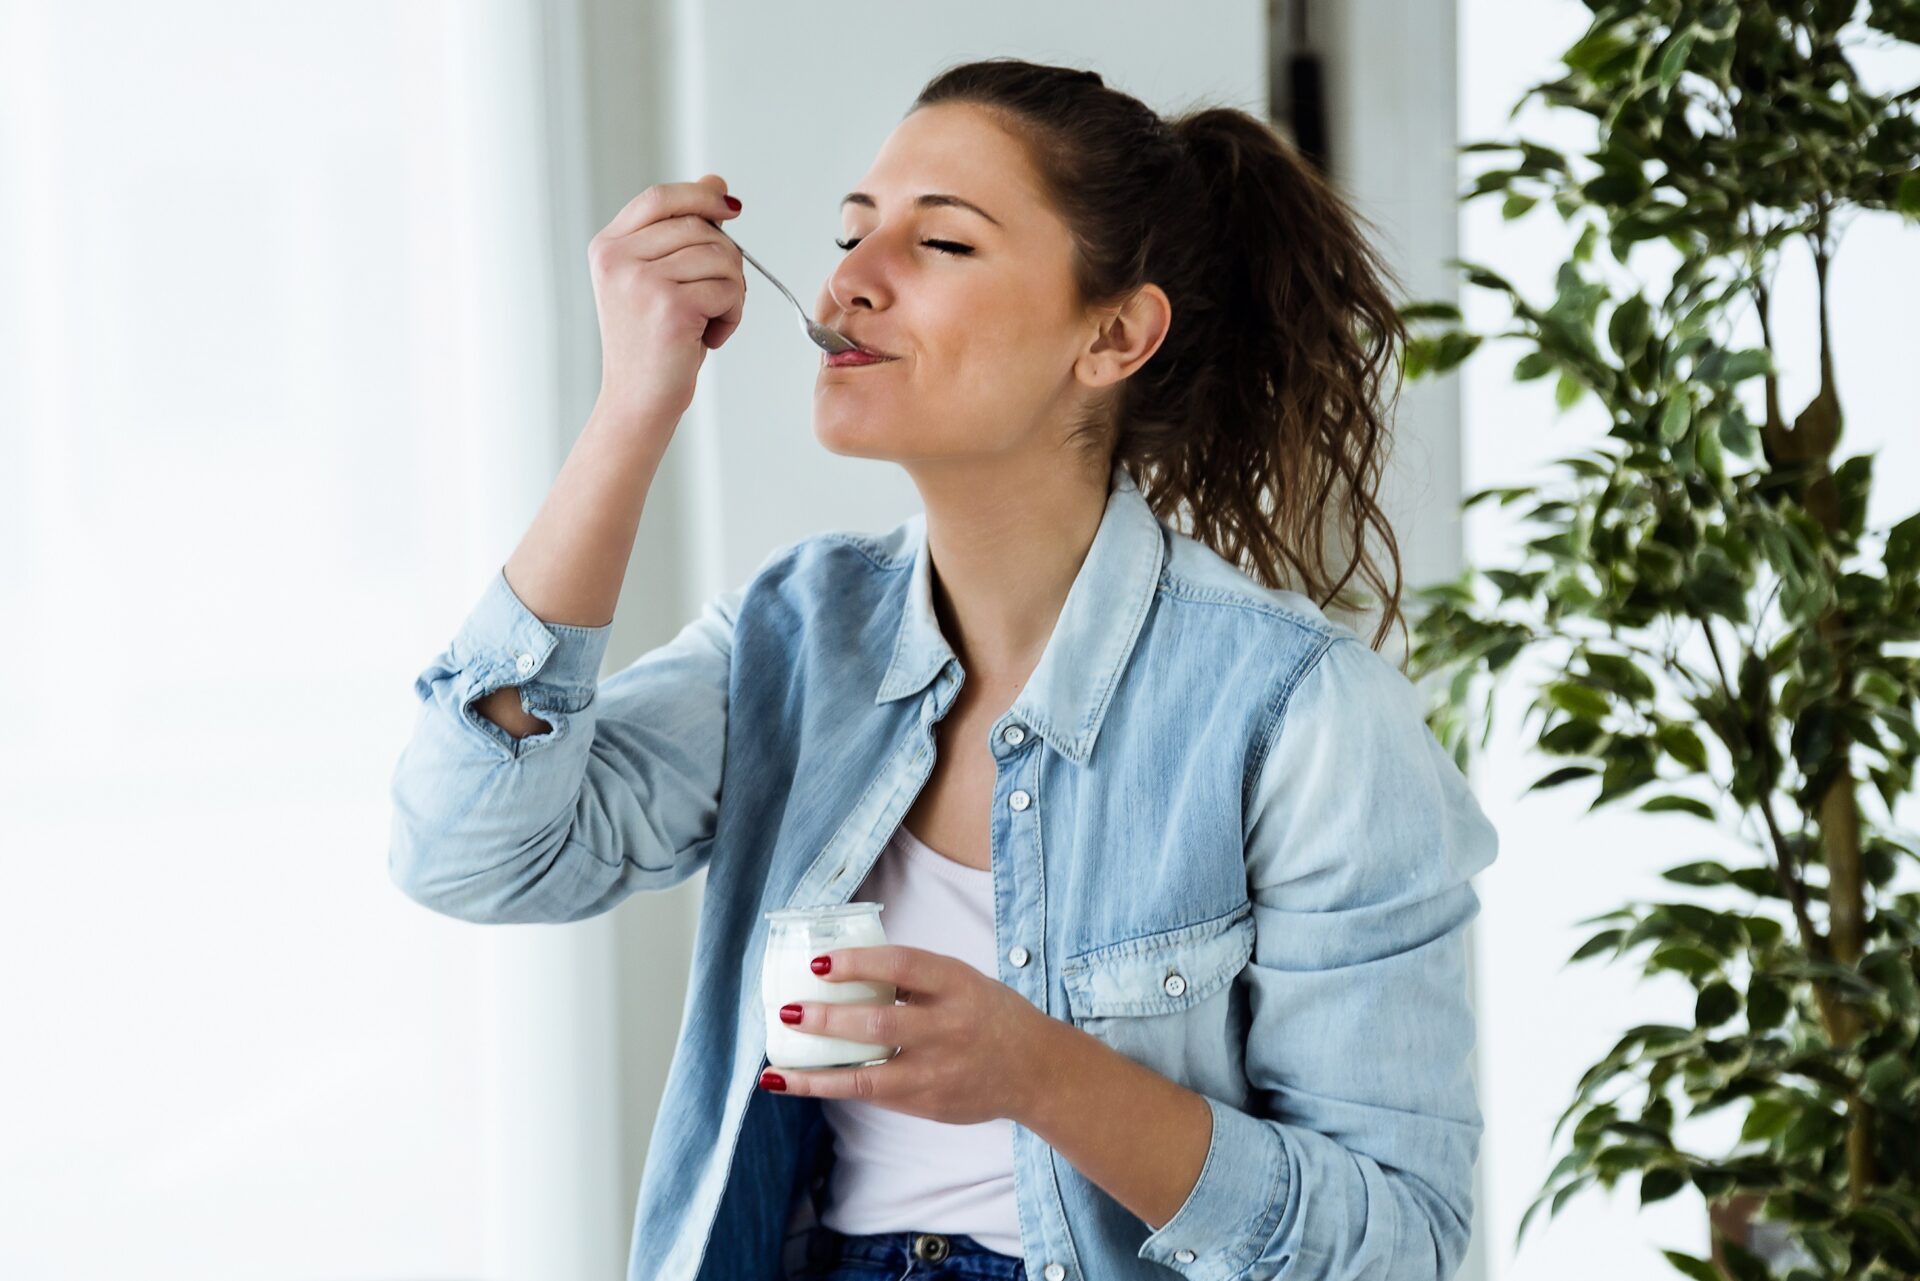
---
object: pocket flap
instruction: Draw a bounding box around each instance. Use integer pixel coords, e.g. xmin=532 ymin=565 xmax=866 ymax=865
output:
xmin=1061 ymin=902 xmax=1255 ymax=1018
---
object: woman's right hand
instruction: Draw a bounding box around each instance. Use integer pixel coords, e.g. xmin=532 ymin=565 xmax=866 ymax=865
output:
xmin=587 ymin=174 xmax=745 ymax=427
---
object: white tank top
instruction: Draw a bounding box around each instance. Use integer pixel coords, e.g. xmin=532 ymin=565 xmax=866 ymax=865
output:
xmin=815 ymin=821 xmax=1023 ymax=1257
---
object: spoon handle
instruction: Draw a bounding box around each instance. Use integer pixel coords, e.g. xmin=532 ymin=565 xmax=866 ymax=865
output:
xmin=708 ymin=222 xmax=807 ymax=324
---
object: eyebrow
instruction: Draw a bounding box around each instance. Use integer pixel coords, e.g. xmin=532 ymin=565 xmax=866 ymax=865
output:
xmin=839 ymin=191 xmax=1002 ymax=228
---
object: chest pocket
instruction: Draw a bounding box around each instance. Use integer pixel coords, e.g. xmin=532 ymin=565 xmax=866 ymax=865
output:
xmin=1059 ymin=901 xmax=1255 ymax=1089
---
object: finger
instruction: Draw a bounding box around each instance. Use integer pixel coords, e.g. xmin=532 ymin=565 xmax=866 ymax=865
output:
xmin=597 ymin=174 xmax=735 ymax=243
xmin=813 ymin=943 xmax=936 ymax=991
xmin=633 ymin=215 xmax=746 ymax=267
xmin=650 ymin=239 xmax=742 ymax=282
xmin=790 ymin=997 xmax=916 ymax=1048
xmin=761 ymin=1061 xmax=889 ymax=1100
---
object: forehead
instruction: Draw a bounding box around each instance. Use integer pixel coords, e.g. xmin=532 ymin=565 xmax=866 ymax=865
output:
xmin=848 ymin=104 xmax=1045 ymax=223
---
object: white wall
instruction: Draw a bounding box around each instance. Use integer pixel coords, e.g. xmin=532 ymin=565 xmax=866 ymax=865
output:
xmin=1457 ymin=5 xmax=1920 ymax=1278
xmin=0 ymin=1 xmax=628 ymax=1277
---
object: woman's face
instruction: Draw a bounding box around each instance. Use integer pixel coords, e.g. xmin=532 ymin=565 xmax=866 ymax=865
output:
xmin=812 ymin=103 xmax=1126 ymax=467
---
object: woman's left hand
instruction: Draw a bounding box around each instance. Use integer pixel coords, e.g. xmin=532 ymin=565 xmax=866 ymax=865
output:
xmin=759 ymin=944 xmax=1050 ymax=1126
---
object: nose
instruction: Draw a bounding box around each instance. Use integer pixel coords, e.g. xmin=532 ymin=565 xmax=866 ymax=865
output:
xmin=819 ymin=239 xmax=890 ymax=322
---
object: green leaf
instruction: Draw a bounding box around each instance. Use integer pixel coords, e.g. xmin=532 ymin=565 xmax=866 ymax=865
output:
xmin=1719 ymin=1239 xmax=1775 ymax=1281
xmin=1655 ymin=724 xmax=1709 ymax=771
xmin=1719 ymin=409 xmax=1760 ymax=459
xmin=1571 ymin=927 xmax=1626 ymax=961
xmin=1640 ymin=794 xmax=1716 ymax=820
xmin=1607 ymin=295 xmax=1652 ymax=365
xmin=1740 ymin=1094 xmax=1797 ymax=1143
xmin=1658 ymin=395 xmax=1692 ymax=443
xmin=1661 ymin=1250 xmax=1724 ymax=1281
xmin=1896 ymin=171 xmax=1920 ymax=218
xmin=1462 ymin=484 xmax=1535 ymax=510
xmin=1660 ymin=860 xmax=1731 ymax=886
xmin=1548 ymin=682 xmax=1612 ymax=721
xmin=1648 ymin=941 xmax=1720 ymax=979
xmin=1529 ymin=765 xmax=1599 ymax=792
xmin=1582 ymin=652 xmax=1656 ymax=701
xmin=1555 ymin=370 xmax=1585 ymax=410
xmin=1639 ymin=1166 xmax=1686 ymax=1205
xmin=1564 ymin=29 xmax=1633 ymax=75
xmin=1695 ymin=980 xmax=1739 ymax=1027
xmin=1655 ymin=30 xmax=1696 ymax=96
xmin=1841 ymin=1204 xmax=1920 ymax=1256
xmin=1503 ymin=191 xmax=1540 ymax=220
xmin=1514 ymin=350 xmax=1556 ymax=381
xmin=1747 ymin=974 xmax=1789 ymax=1029
xmin=1718 ymin=348 xmax=1772 ymax=383
xmin=1887 ymin=511 xmax=1920 ymax=577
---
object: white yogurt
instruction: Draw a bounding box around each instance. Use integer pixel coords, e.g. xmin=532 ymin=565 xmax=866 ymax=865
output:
xmin=761 ymin=902 xmax=900 ymax=1069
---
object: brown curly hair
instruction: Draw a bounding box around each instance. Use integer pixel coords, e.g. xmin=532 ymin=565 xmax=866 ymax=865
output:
xmin=911 ymin=58 xmax=1409 ymax=654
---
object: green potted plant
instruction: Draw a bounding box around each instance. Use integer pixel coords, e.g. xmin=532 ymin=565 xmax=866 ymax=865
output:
xmin=1393 ymin=1 xmax=1920 ymax=1277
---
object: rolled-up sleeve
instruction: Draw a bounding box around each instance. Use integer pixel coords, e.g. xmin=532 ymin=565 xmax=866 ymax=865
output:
xmin=1137 ymin=633 xmax=1499 ymax=1281
xmin=387 ymin=564 xmax=746 ymax=925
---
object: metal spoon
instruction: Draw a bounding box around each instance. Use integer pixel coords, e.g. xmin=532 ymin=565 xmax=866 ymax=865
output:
xmin=705 ymin=219 xmax=859 ymax=354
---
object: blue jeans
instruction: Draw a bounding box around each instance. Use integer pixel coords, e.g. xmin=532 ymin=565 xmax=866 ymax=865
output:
xmin=788 ymin=1224 xmax=1027 ymax=1280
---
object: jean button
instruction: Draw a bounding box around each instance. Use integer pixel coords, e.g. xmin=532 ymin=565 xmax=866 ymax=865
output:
xmin=913 ymin=1233 xmax=950 ymax=1262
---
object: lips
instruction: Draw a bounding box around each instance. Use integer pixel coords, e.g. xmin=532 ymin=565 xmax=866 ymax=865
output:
xmin=836 ymin=334 xmax=899 ymax=359
xmin=825 ymin=345 xmax=899 ymax=367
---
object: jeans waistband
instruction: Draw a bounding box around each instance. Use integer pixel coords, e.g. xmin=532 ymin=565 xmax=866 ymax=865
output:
xmin=802 ymin=1224 xmax=1026 ymax=1278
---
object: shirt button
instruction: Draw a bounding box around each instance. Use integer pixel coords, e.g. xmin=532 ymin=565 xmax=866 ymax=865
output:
xmin=1003 ymin=724 xmax=1026 ymax=746
xmin=1175 ymin=1248 xmax=1197 ymax=1263
xmin=514 ymin=652 xmax=536 ymax=675
xmin=1163 ymin=973 xmax=1188 ymax=998
xmin=1044 ymin=1266 xmax=1066 ymax=1281
xmin=1009 ymin=790 xmax=1031 ymax=812
xmin=1008 ymin=945 xmax=1030 ymax=967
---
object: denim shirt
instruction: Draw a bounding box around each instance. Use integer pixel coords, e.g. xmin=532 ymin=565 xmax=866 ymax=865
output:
xmin=389 ymin=460 xmax=1499 ymax=1281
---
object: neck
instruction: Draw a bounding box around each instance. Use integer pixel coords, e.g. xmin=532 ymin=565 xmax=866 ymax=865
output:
xmin=905 ymin=452 xmax=1112 ymax=679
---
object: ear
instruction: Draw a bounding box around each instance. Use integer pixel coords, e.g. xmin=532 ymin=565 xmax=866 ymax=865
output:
xmin=1077 ymin=283 xmax=1172 ymax=389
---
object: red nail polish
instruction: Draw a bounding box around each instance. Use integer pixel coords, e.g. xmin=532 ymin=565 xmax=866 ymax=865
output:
xmin=760 ymin=1070 xmax=786 ymax=1091
xmin=810 ymin=956 xmax=830 ymax=974
xmin=780 ymin=1003 xmax=803 ymax=1024
xmin=724 ymin=195 xmax=742 ymax=211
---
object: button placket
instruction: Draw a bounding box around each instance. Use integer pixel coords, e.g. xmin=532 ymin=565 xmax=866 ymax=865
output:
xmin=995 ymin=757 xmax=1077 ymax=1281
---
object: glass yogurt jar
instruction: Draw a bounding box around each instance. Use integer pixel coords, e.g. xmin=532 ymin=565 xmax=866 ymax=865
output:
xmin=761 ymin=902 xmax=901 ymax=1070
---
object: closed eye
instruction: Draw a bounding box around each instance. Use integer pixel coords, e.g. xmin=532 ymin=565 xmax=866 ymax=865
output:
xmin=834 ymin=237 xmax=974 ymax=257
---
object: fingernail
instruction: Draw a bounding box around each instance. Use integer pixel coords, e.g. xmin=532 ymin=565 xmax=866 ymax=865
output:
xmin=780 ymin=1003 xmax=803 ymax=1025
xmin=810 ymin=956 xmax=830 ymax=975
xmin=724 ymin=195 xmax=742 ymax=211
xmin=760 ymin=1070 xmax=786 ymax=1091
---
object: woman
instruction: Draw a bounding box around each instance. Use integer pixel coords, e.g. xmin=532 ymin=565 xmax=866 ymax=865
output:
xmin=389 ymin=58 xmax=1498 ymax=1281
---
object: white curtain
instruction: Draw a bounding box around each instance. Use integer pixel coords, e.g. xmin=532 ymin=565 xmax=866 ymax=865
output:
xmin=0 ymin=2 xmax=628 ymax=1277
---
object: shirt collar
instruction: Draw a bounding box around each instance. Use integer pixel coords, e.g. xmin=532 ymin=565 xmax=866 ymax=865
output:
xmin=875 ymin=459 xmax=1165 ymax=765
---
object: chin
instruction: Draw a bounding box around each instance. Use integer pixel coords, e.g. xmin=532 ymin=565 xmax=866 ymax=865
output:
xmin=811 ymin=397 xmax=906 ymax=460
xmin=811 ymin=418 xmax=897 ymax=461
